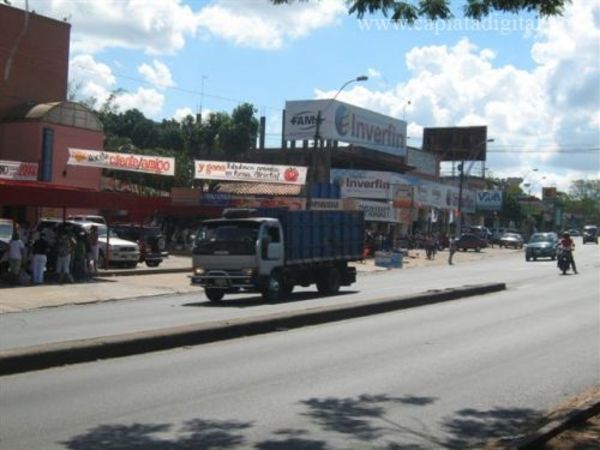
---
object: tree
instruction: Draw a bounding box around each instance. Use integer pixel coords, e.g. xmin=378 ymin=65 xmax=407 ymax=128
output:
xmin=271 ymin=0 xmax=569 ymax=23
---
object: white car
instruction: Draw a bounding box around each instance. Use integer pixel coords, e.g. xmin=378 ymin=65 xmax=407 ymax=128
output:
xmin=77 ymin=222 xmax=140 ymax=268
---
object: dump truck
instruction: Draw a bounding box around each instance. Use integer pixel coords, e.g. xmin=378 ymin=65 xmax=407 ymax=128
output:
xmin=191 ymin=208 xmax=365 ymax=302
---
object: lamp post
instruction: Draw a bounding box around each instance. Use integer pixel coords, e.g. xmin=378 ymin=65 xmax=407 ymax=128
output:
xmin=402 ymin=100 xmax=411 ymax=122
xmin=307 ymin=75 xmax=368 ymax=209
xmin=455 ymin=138 xmax=494 ymax=237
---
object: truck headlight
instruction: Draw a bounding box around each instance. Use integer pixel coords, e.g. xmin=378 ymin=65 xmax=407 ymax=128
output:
xmin=194 ymin=267 xmax=205 ymax=275
xmin=241 ymin=268 xmax=255 ymax=276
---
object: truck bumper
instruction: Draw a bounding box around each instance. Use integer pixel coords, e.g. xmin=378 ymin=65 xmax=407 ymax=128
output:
xmin=191 ymin=270 xmax=256 ymax=291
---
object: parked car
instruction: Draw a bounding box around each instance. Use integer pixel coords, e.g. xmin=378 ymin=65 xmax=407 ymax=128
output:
xmin=112 ymin=223 xmax=168 ymax=267
xmin=455 ymin=233 xmax=486 ymax=252
xmin=567 ymin=228 xmax=581 ymax=236
xmin=76 ymin=222 xmax=140 ymax=268
xmin=68 ymin=215 xmax=107 ymax=225
xmin=582 ymin=225 xmax=598 ymax=244
xmin=468 ymin=225 xmax=491 ymax=247
xmin=37 ymin=219 xmax=140 ymax=268
xmin=498 ymin=232 xmax=524 ymax=249
xmin=525 ymin=232 xmax=559 ymax=261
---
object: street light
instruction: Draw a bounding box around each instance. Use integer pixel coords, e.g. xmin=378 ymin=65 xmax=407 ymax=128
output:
xmin=402 ymin=100 xmax=411 ymax=121
xmin=456 ymin=138 xmax=494 ymax=237
xmin=307 ymin=75 xmax=368 ymax=209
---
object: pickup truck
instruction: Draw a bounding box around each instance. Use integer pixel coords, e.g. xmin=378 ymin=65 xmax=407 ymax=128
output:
xmin=191 ymin=208 xmax=364 ymax=302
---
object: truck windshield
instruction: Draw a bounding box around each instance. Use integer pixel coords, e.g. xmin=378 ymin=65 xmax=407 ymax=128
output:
xmin=194 ymin=221 xmax=260 ymax=255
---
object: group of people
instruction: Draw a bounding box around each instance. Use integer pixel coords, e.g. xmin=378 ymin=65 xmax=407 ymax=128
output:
xmin=3 ymin=223 xmax=100 ymax=285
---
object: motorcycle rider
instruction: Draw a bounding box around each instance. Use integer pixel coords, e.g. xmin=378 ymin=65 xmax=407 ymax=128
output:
xmin=558 ymin=232 xmax=578 ymax=274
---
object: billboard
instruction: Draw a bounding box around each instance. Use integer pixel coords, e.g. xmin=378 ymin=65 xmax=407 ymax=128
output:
xmin=476 ymin=190 xmax=503 ymax=211
xmin=284 ymin=99 xmax=407 ymax=157
xmin=422 ymin=126 xmax=488 ymax=161
xmin=194 ymin=160 xmax=307 ymax=185
xmin=68 ymin=148 xmax=175 ymax=176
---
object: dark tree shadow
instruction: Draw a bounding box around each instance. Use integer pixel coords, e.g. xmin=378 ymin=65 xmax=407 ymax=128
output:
xmin=441 ymin=406 xmax=544 ymax=449
xmin=62 ymin=418 xmax=253 ymax=450
xmin=301 ymin=394 xmax=438 ymax=444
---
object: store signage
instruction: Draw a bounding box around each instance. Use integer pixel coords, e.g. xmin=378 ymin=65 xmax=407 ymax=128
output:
xmin=476 ymin=191 xmax=503 ymax=211
xmin=68 ymin=148 xmax=175 ymax=176
xmin=194 ymin=160 xmax=307 ymax=185
xmin=0 ymin=160 xmax=38 ymax=180
xmin=285 ymin=99 xmax=407 ymax=157
xmin=310 ymin=198 xmax=342 ymax=210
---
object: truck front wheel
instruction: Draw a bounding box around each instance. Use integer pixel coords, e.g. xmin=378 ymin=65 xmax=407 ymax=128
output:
xmin=262 ymin=273 xmax=282 ymax=303
xmin=317 ymin=268 xmax=341 ymax=295
xmin=205 ymin=288 xmax=224 ymax=302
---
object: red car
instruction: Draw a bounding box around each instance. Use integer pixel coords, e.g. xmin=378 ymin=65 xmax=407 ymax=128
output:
xmin=455 ymin=233 xmax=485 ymax=252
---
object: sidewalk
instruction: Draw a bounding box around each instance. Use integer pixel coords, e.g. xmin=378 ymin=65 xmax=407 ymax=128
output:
xmin=0 ymin=248 xmax=517 ymax=313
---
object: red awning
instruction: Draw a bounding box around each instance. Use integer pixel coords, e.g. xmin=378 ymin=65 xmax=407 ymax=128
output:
xmin=0 ymin=180 xmax=222 ymax=219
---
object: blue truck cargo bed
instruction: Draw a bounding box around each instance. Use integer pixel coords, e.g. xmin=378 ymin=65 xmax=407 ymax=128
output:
xmin=256 ymin=209 xmax=364 ymax=265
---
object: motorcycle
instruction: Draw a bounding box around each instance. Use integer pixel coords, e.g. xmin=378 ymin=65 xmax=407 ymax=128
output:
xmin=557 ymin=247 xmax=572 ymax=274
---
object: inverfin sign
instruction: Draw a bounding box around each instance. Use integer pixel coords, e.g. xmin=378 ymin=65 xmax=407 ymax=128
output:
xmin=284 ymin=99 xmax=407 ymax=157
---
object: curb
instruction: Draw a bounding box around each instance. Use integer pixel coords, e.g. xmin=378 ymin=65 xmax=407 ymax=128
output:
xmin=0 ymin=282 xmax=505 ymax=376
xmin=515 ymin=400 xmax=600 ymax=449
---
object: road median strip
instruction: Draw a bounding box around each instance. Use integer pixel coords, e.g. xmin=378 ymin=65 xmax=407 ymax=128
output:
xmin=0 ymin=282 xmax=506 ymax=376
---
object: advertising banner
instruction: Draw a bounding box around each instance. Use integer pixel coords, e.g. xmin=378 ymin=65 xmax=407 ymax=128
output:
xmin=194 ymin=160 xmax=307 ymax=185
xmin=68 ymin=148 xmax=175 ymax=176
xmin=285 ymin=99 xmax=407 ymax=157
xmin=0 ymin=160 xmax=38 ymax=180
xmin=476 ymin=191 xmax=503 ymax=211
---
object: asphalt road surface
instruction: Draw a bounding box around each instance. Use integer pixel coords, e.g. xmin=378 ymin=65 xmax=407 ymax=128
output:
xmin=1 ymin=244 xmax=598 ymax=449
xmin=1 ymin=242 xmax=598 ymax=351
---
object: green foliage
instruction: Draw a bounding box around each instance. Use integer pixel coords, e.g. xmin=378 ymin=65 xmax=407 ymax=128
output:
xmin=272 ymin=0 xmax=569 ymax=23
xmin=95 ymin=101 xmax=259 ymax=192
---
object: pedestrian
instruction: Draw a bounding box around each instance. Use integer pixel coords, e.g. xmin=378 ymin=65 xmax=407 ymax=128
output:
xmin=55 ymin=230 xmax=74 ymax=283
xmin=88 ymin=225 xmax=99 ymax=273
xmin=31 ymin=233 xmax=49 ymax=284
xmin=8 ymin=232 xmax=25 ymax=284
xmin=448 ymin=236 xmax=457 ymax=265
xmin=72 ymin=231 xmax=88 ymax=281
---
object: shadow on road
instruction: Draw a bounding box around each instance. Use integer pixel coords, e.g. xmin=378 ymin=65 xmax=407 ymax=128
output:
xmin=181 ymin=291 xmax=359 ymax=308
xmin=59 ymin=393 xmax=545 ymax=450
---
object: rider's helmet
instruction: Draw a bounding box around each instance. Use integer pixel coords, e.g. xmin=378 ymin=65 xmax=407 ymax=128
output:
xmin=562 ymin=231 xmax=570 ymax=238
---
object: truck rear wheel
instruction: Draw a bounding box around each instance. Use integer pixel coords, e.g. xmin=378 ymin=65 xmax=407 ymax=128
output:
xmin=262 ymin=273 xmax=282 ymax=302
xmin=205 ymin=288 xmax=224 ymax=302
xmin=317 ymin=268 xmax=341 ymax=295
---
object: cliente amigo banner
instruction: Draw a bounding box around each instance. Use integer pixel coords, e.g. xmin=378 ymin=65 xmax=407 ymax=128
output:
xmin=67 ymin=148 xmax=175 ymax=176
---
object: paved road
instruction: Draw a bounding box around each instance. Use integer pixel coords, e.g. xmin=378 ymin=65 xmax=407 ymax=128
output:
xmin=1 ymin=243 xmax=598 ymax=351
xmin=1 ymin=259 xmax=598 ymax=449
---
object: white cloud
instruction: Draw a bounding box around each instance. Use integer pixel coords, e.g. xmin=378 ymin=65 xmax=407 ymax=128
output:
xmin=173 ymin=107 xmax=194 ymax=122
xmin=69 ymin=55 xmax=165 ymax=118
xmin=196 ymin=0 xmax=347 ymax=50
xmin=138 ymin=60 xmax=175 ymax=89
xmin=14 ymin=0 xmax=346 ymax=54
xmin=14 ymin=0 xmax=198 ymax=55
xmin=367 ymin=68 xmax=382 ymax=78
xmin=315 ymin=1 xmax=599 ymax=192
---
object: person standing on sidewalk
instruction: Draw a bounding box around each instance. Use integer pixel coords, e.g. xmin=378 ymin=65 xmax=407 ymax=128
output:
xmin=88 ymin=226 xmax=99 ymax=274
xmin=55 ymin=230 xmax=75 ymax=284
xmin=448 ymin=237 xmax=457 ymax=265
xmin=31 ymin=233 xmax=49 ymax=284
xmin=8 ymin=232 xmax=25 ymax=284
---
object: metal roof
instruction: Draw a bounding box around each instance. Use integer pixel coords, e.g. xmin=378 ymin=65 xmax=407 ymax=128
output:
xmin=4 ymin=101 xmax=103 ymax=131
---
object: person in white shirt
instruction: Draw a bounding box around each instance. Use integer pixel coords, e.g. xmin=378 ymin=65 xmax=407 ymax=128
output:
xmin=8 ymin=232 xmax=25 ymax=284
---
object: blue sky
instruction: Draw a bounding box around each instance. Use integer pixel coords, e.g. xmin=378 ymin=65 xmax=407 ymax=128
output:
xmin=11 ymin=0 xmax=600 ymax=195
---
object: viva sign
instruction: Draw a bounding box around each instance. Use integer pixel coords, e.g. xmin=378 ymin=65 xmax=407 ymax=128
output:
xmin=285 ymin=99 xmax=407 ymax=157
xmin=476 ymin=191 xmax=503 ymax=211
